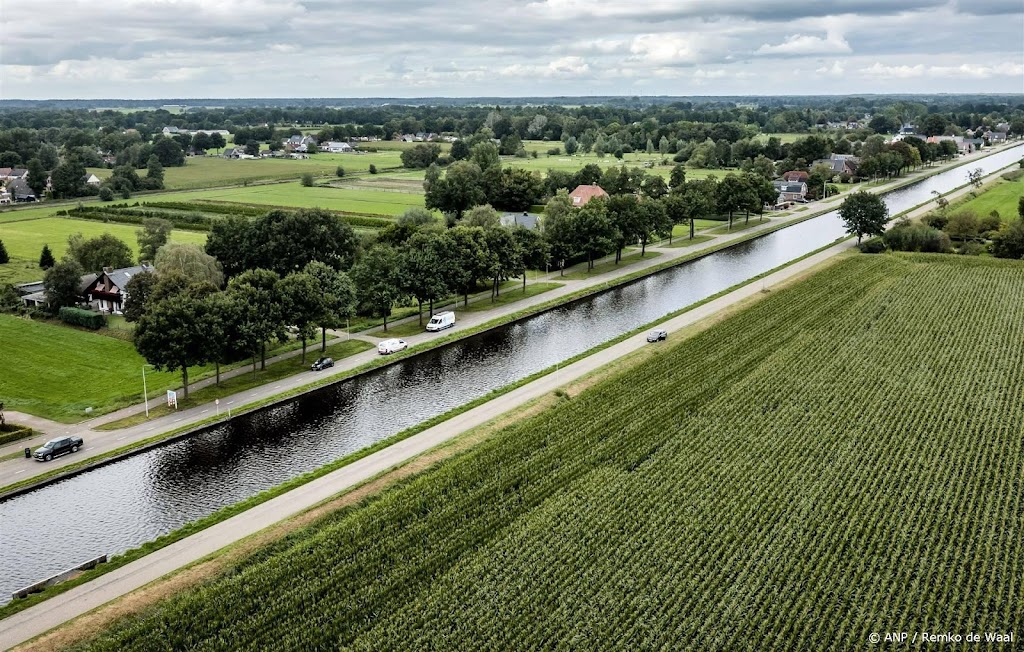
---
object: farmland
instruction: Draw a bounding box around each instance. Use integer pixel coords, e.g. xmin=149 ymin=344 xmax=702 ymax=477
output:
xmin=952 ymin=172 xmax=1024 ymax=222
xmin=72 ymin=253 xmax=1024 ymax=650
xmin=0 ymin=218 xmax=208 ymax=285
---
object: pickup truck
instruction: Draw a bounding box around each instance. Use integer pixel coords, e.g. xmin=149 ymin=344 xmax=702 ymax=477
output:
xmin=33 ymin=436 xmax=84 ymax=462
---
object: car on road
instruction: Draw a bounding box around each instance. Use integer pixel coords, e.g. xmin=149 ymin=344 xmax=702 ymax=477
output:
xmin=377 ymin=338 xmax=408 ymax=355
xmin=33 ymin=436 xmax=84 ymax=462
xmin=311 ymin=356 xmax=334 ymax=371
xmin=646 ymin=329 xmax=668 ymax=343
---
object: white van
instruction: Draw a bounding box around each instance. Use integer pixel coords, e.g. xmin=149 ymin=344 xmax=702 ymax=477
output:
xmin=426 ymin=311 xmax=455 ymax=332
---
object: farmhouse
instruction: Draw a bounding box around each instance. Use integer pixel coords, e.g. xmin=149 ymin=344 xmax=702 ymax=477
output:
xmin=83 ymin=264 xmax=155 ymax=314
xmin=569 ymin=184 xmax=609 ymax=207
xmin=812 ymin=154 xmax=860 ymax=176
xmin=323 ymin=141 xmax=354 ymax=153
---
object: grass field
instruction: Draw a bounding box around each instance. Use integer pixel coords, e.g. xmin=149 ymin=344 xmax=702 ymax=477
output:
xmin=71 ymin=253 xmax=1024 ymax=650
xmin=0 ymin=315 xmax=203 ymax=422
xmin=952 ymin=174 xmax=1024 ymax=221
xmin=0 ymin=218 xmax=208 ymax=285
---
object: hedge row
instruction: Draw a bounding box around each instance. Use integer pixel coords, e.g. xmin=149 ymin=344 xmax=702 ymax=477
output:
xmin=63 ymin=207 xmax=213 ymax=231
xmin=0 ymin=425 xmax=33 ymax=446
xmin=144 ymin=201 xmax=266 ymax=217
xmin=59 ymin=306 xmax=107 ymax=330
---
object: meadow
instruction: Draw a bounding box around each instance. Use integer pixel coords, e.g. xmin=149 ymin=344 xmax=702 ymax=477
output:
xmin=0 ymin=218 xmax=208 ymax=285
xmin=70 ymin=253 xmax=1024 ymax=650
xmin=0 ymin=314 xmax=200 ymax=422
xmin=952 ymin=173 xmax=1024 ymax=222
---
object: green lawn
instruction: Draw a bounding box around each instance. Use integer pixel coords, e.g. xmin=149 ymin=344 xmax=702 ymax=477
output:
xmin=459 ymin=281 xmax=563 ymax=312
xmin=95 ymin=339 xmax=374 ymax=430
xmin=706 ymin=215 xmax=771 ymax=234
xmin=0 ymin=315 xmax=206 ymax=422
xmin=664 ymin=234 xmax=715 ymax=248
xmin=953 ymin=175 xmax=1024 ymax=221
xmin=0 ymin=218 xmax=207 ymax=285
xmin=561 ymin=250 xmax=663 ymax=280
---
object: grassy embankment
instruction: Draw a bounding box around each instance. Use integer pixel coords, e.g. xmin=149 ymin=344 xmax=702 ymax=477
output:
xmin=66 ymin=253 xmax=1024 ymax=651
xmin=948 ymin=171 xmax=1024 ymax=221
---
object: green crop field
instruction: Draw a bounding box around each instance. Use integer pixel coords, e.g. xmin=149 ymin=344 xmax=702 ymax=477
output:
xmin=72 ymin=253 xmax=1024 ymax=650
xmin=954 ymin=174 xmax=1024 ymax=222
xmin=0 ymin=218 xmax=207 ymax=285
xmin=128 ymin=182 xmax=424 ymax=216
xmin=0 ymin=315 xmax=204 ymax=422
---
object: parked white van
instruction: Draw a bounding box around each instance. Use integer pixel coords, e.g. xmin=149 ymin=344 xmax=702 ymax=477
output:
xmin=426 ymin=311 xmax=455 ymax=332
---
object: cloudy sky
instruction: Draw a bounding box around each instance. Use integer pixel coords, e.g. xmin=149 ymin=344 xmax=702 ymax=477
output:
xmin=2 ymin=0 xmax=1022 ymax=99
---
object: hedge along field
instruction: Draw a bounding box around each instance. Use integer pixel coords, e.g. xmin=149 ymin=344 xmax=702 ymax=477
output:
xmin=0 ymin=218 xmax=207 ymax=285
xmin=74 ymin=253 xmax=1024 ymax=651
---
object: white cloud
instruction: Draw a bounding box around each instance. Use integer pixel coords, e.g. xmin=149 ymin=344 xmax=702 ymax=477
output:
xmin=630 ymin=34 xmax=705 ymax=65
xmin=816 ymin=61 xmax=846 ymax=76
xmin=756 ymin=32 xmax=851 ymax=56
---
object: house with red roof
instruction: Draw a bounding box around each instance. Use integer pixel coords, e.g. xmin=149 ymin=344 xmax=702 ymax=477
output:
xmin=568 ymin=184 xmax=608 ymax=207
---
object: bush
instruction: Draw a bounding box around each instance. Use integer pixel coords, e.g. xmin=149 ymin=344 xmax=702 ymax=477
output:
xmin=979 ymin=212 xmax=1002 ymax=235
xmin=547 ymin=147 xmax=561 ymax=156
xmin=943 ymin=211 xmax=981 ymax=242
xmin=368 ymin=164 xmax=378 ymax=174
xmin=923 ymin=213 xmax=948 ymax=230
xmin=990 ymin=218 xmax=1024 ymax=259
xmin=858 ymin=237 xmax=886 ymax=254
xmin=1001 ymin=169 xmax=1024 ymax=181
xmin=957 ymin=242 xmax=985 ymax=256
xmin=300 ymin=173 xmax=315 ymax=187
xmin=335 ymin=166 xmax=346 ymax=178
xmin=98 ymin=186 xmax=114 ymax=201
xmin=883 ymin=223 xmax=952 ymax=253
xmin=0 ymin=424 xmax=33 ymax=446
xmin=58 ymin=306 xmax=106 ymax=330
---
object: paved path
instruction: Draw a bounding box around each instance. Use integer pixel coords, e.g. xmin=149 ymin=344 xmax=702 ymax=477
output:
xmin=0 ymin=149 xmax=1015 ymax=650
xmin=0 ymin=144 xmax=1012 ymax=489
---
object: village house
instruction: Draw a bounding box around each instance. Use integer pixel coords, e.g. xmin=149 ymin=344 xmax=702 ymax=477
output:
xmin=773 ymin=180 xmax=808 ymax=204
xmin=812 ymin=154 xmax=860 ymax=177
xmin=569 ymin=184 xmax=609 ymax=207
xmin=323 ymin=141 xmax=354 ymax=153
xmin=83 ymin=264 xmax=155 ymax=314
xmin=782 ymin=171 xmax=809 ymax=183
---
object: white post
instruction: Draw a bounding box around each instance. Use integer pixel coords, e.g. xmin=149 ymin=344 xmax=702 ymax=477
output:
xmin=142 ymin=365 xmax=149 ymax=418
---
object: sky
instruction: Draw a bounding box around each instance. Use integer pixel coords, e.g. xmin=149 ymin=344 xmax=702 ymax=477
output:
xmin=1 ymin=0 xmax=1022 ymax=99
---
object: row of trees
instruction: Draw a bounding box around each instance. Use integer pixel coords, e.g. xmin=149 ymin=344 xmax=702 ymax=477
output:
xmin=128 ymin=261 xmax=357 ymax=398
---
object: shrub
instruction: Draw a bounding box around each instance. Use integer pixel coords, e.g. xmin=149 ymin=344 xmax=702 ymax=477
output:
xmin=0 ymin=424 xmax=33 ymax=446
xmin=335 ymin=166 xmax=346 ymax=178
xmin=858 ymin=237 xmax=886 ymax=254
xmin=957 ymin=242 xmax=985 ymax=256
xmin=923 ymin=213 xmax=948 ymax=230
xmin=0 ymin=239 xmax=7 ymax=264
xmin=58 ymin=306 xmax=106 ymax=330
xmin=990 ymin=218 xmax=1024 ymax=259
xmin=98 ymin=186 xmax=114 ymax=201
xmin=978 ymin=212 xmax=1002 ymax=235
xmin=1001 ymin=169 xmax=1024 ymax=181
xmin=547 ymin=147 xmax=561 ymax=156
xmin=368 ymin=164 xmax=378 ymax=174
xmin=943 ymin=211 xmax=981 ymax=242
xmin=300 ymin=173 xmax=315 ymax=187
xmin=884 ymin=223 xmax=952 ymax=253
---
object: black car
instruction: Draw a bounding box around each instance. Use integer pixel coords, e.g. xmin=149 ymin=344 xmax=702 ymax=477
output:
xmin=646 ymin=329 xmax=668 ymax=343
xmin=311 ymin=356 xmax=334 ymax=371
xmin=34 ymin=436 xmax=84 ymax=462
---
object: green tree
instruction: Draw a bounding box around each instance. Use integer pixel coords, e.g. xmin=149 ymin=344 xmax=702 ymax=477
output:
xmin=400 ymin=143 xmax=442 ymax=169
xmin=511 ymin=226 xmax=548 ymax=291
xmin=154 ymin=242 xmax=225 ymax=287
xmin=350 ymin=244 xmax=404 ymax=331
xmin=542 ymin=190 xmax=576 ymax=274
xmin=134 ymin=289 xmax=216 ymax=399
xmin=43 ymin=258 xmax=85 ymax=313
xmin=67 ymin=232 xmax=134 ymax=273
xmin=447 ymin=226 xmax=491 ymax=305
xmin=205 ymin=215 xmax=252 ymax=279
xmin=122 ymin=270 xmax=158 ymax=322
xmin=398 ymin=231 xmax=450 ymax=323
xmin=990 ymin=219 xmax=1024 ymax=259
xmin=228 ymin=268 xmax=285 ymax=372
xmin=464 ymin=204 xmax=501 ymax=229
xmin=669 ymin=164 xmax=686 ymax=191
xmin=716 ymin=174 xmax=756 ymax=229
xmin=606 ymin=194 xmax=639 ymax=264
xmin=98 ymin=187 xmax=115 ymax=201
xmin=470 ymin=142 xmax=501 ymax=172
xmin=0 ymin=240 xmax=7 ymax=264
xmin=368 ymin=164 xmax=378 ymax=174
xmin=425 ymin=161 xmax=486 ymax=221
xmin=450 ymin=140 xmax=470 ymax=161
xmin=493 ymin=167 xmax=543 ymax=211
xmin=563 ymin=136 xmax=579 ymax=155
xmin=335 ymin=166 xmax=346 ymax=178
xmin=201 ymin=290 xmax=248 ymax=384
xmin=574 ymin=199 xmax=615 ymax=270
xmin=136 ymin=217 xmax=173 ymax=263
xmin=247 ymin=208 xmax=359 ymax=275
xmin=145 ymin=155 xmax=165 ymax=189
xmin=303 ymin=261 xmax=357 ymax=351
xmin=483 ymin=226 xmax=520 ymax=299
xmin=153 ymin=137 xmax=186 ymax=166
xmin=300 ymin=172 xmax=315 ymax=187
xmin=397 ymin=207 xmax=436 ymax=227
xmin=26 ymin=158 xmax=48 ymax=197
xmin=635 ymin=200 xmax=671 ymax=256
xmin=50 ymin=158 xmax=86 ymax=198
xmin=39 ymin=244 xmax=55 ymax=269
xmin=279 ymin=271 xmax=326 ymax=363
xmin=839 ymin=191 xmax=889 ymax=243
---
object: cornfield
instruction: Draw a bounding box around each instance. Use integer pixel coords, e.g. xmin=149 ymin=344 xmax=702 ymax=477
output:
xmin=76 ymin=253 xmax=1024 ymax=651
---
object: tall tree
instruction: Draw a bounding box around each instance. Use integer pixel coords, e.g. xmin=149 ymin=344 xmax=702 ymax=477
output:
xmin=511 ymin=226 xmax=548 ymax=291
xmin=154 ymin=243 xmax=225 ymax=288
xmin=350 ymin=244 xmax=404 ymax=331
xmin=228 ymin=269 xmax=285 ymax=372
xmin=279 ymin=271 xmax=326 ymax=363
xmin=205 ymin=215 xmax=252 ymax=279
xmin=447 ymin=226 xmax=491 ymax=305
xmin=483 ymin=226 xmax=519 ymax=299
xmin=134 ymin=288 xmax=216 ymax=400
xmin=136 ymin=217 xmax=173 ymax=263
xmin=605 ymin=194 xmax=640 ymax=264
xmin=839 ymin=191 xmax=889 ymax=243
xmin=43 ymin=259 xmax=84 ymax=313
xmin=26 ymin=158 xmax=48 ymax=197
xmin=304 ymin=261 xmax=357 ymax=350
xmin=398 ymin=231 xmax=450 ymax=323
xmin=0 ymin=240 xmax=7 ymax=264
xmin=67 ymin=233 xmax=134 ymax=273
xmin=635 ymin=200 xmax=671 ymax=255
xmin=38 ymin=244 xmax=55 ymax=269
xmin=716 ymin=174 xmax=755 ymax=229
xmin=50 ymin=157 xmax=86 ymax=198
xmin=574 ymin=199 xmax=615 ymax=270
xmin=122 ymin=270 xmax=158 ymax=322
xmin=425 ymin=161 xmax=486 ymax=220
xmin=145 ymin=155 xmax=165 ymax=189
xmin=248 ymin=208 xmax=359 ymax=275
